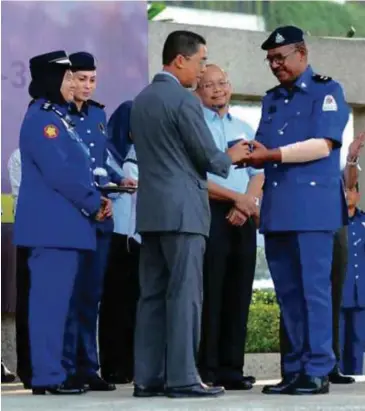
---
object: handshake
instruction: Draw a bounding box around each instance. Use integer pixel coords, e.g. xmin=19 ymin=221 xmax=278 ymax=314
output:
xmin=226 ymin=139 xmax=281 ymax=169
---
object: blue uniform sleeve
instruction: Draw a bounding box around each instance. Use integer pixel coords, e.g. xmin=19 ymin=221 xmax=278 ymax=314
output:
xmin=254 ymin=97 xmax=269 ymax=145
xmin=99 ymin=110 xmax=124 ymax=184
xmin=23 ymin=113 xmax=101 ymax=216
xmin=311 ymin=82 xmax=349 ymax=148
xmin=106 ymin=162 xmax=123 ymax=184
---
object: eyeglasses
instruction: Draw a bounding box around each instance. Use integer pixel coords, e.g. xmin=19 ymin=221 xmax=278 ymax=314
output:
xmin=183 ymin=55 xmax=207 ymax=68
xmin=265 ymin=49 xmax=297 ymax=66
xmin=198 ymin=80 xmax=230 ymax=90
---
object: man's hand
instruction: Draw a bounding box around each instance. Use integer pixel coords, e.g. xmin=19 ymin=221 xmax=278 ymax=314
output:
xmin=241 ymin=140 xmax=281 ymax=169
xmin=348 ymin=131 xmax=365 ymax=161
xmin=120 ymin=178 xmax=138 ymax=188
xmin=226 ymin=140 xmax=251 ymax=164
xmin=234 ymin=193 xmax=258 ymax=217
xmin=226 ymin=207 xmax=248 ymax=226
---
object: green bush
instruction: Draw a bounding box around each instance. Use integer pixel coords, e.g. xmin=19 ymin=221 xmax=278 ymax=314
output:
xmin=265 ymin=1 xmax=365 ymax=38
xmin=246 ymin=290 xmax=280 ymax=353
xmin=251 ymin=288 xmax=277 ymax=305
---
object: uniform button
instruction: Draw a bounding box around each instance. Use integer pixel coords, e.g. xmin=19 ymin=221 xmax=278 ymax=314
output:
xmin=296 ymin=111 xmax=301 ymax=115
xmin=80 ymin=117 xmax=84 ymax=121
xmin=90 ymin=142 xmax=95 ymax=147
xmin=352 ymin=232 xmax=356 ymax=235
xmin=91 ymin=158 xmax=96 ymax=162
xmin=284 ymin=99 xmax=289 ymax=104
xmin=273 ymin=164 xmax=278 ymax=168
xmin=272 ymin=181 xmax=278 ymax=187
xmin=310 ymin=181 xmax=316 ymax=186
xmin=86 ymin=129 xmax=91 ymax=134
xmin=356 ymin=275 xmax=359 ymax=279
xmin=354 ymin=253 xmax=357 ymax=257
xmin=355 ymin=264 xmax=358 ymax=268
xmin=89 ymin=168 xmax=93 ymax=172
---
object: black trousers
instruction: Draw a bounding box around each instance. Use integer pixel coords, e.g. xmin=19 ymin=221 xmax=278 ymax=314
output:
xmin=199 ymin=201 xmax=257 ymax=381
xmin=15 ymin=246 xmax=32 ymax=386
xmin=280 ymin=226 xmax=348 ymax=375
xmin=98 ymin=233 xmax=140 ymax=380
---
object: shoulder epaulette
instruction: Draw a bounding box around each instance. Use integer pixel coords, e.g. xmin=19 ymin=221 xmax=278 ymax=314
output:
xmin=88 ymin=99 xmax=105 ymax=109
xmin=266 ymin=85 xmax=280 ymax=94
xmin=312 ymin=74 xmax=332 ymax=83
xmin=40 ymin=101 xmax=53 ymax=111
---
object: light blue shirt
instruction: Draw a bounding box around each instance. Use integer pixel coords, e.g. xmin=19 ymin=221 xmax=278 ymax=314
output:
xmin=204 ymin=107 xmax=263 ymax=193
xmin=106 ymin=147 xmax=140 ymax=243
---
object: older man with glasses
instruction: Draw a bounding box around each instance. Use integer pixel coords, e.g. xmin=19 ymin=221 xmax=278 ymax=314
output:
xmin=196 ymin=64 xmax=264 ymax=391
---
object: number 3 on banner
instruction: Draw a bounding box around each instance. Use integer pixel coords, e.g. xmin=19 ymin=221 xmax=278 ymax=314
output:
xmin=11 ymin=60 xmax=26 ymax=89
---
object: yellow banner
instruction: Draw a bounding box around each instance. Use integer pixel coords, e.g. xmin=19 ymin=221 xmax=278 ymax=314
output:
xmin=1 ymin=194 xmax=14 ymax=223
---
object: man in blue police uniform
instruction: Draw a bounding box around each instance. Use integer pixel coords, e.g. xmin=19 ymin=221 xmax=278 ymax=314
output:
xmin=242 ymin=26 xmax=349 ymax=395
xmin=13 ymin=51 xmax=110 ymax=394
xmin=63 ymin=52 xmax=129 ymax=391
xmin=340 ymin=183 xmax=365 ymax=375
xmin=280 ymin=133 xmax=365 ymax=385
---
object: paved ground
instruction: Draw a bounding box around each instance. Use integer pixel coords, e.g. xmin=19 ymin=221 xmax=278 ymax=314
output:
xmin=2 ymin=378 xmax=365 ymax=411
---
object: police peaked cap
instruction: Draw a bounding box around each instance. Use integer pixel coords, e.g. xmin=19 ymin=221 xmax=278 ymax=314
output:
xmin=69 ymin=52 xmax=96 ymax=72
xmin=261 ymin=26 xmax=305 ymax=50
xmin=29 ymin=50 xmax=71 ymax=80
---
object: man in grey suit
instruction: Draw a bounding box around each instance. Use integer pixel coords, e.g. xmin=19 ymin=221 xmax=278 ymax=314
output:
xmin=131 ymin=30 xmax=253 ymax=398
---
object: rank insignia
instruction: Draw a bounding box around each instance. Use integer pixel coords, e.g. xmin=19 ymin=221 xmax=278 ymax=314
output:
xmin=44 ymin=124 xmax=59 ymax=138
xmin=99 ymin=122 xmax=106 ymax=135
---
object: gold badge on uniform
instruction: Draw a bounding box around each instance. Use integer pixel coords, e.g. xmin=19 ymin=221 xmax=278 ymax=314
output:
xmin=43 ymin=124 xmax=59 ymax=138
xmin=99 ymin=122 xmax=106 ymax=135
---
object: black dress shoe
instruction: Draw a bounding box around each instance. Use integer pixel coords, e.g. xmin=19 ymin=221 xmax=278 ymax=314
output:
xmin=262 ymin=373 xmax=301 ymax=395
xmin=166 ymin=383 xmax=225 ymax=398
xmin=1 ymin=362 xmax=16 ymax=383
xmin=85 ymin=375 xmax=116 ymax=391
xmin=32 ymin=382 xmax=86 ymax=395
xmin=215 ymin=379 xmax=253 ymax=390
xmin=329 ymin=370 xmax=355 ymax=384
xmin=292 ymin=375 xmax=329 ymax=395
xmin=102 ymin=372 xmax=132 ymax=384
xmin=133 ymin=384 xmax=165 ymax=397
xmin=243 ymin=375 xmax=256 ymax=384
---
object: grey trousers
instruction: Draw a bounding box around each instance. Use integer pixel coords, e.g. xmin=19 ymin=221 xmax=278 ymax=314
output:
xmin=134 ymin=232 xmax=206 ymax=388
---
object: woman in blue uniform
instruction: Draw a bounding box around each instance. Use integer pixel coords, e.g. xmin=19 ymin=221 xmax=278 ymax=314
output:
xmin=63 ymin=52 xmax=131 ymax=391
xmin=13 ymin=51 xmax=109 ymax=395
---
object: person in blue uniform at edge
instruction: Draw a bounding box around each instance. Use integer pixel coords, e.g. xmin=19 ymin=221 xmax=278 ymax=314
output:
xmin=13 ymin=50 xmax=111 ymax=395
xmin=340 ymin=182 xmax=365 ymax=375
xmin=98 ymin=100 xmax=140 ymax=384
xmin=64 ymin=51 xmax=132 ymax=391
xmin=241 ymin=26 xmax=350 ymax=395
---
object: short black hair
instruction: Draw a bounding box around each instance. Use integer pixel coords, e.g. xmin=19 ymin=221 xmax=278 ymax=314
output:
xmin=162 ymin=30 xmax=206 ymax=65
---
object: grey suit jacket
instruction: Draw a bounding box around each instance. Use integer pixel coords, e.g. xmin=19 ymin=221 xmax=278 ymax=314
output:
xmin=131 ymin=73 xmax=232 ymax=236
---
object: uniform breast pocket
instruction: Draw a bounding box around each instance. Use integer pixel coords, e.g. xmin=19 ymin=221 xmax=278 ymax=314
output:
xmin=257 ymin=115 xmax=277 ymax=147
xmin=287 ymin=102 xmax=315 ymax=138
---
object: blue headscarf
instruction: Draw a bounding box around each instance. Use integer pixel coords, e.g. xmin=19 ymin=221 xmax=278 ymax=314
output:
xmin=106 ymin=100 xmax=133 ymax=168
